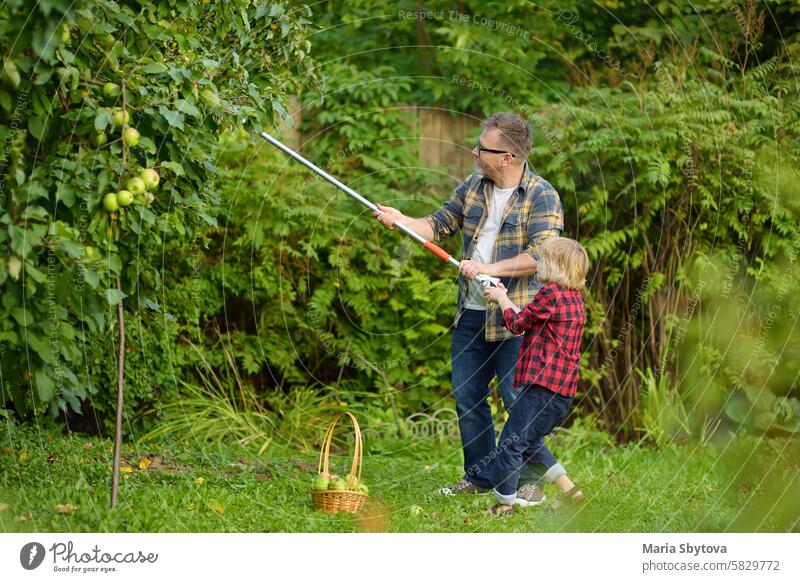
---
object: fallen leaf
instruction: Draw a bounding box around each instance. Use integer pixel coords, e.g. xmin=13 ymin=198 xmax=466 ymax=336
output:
xmin=409 ymin=505 xmax=424 ymax=516
xmin=206 ymin=500 xmax=224 ymax=514
xmin=83 ymin=443 xmax=93 ymax=451
xmin=0 ymin=502 xmax=9 ymax=511
xmin=55 ymin=503 xmax=76 ymax=514
xmin=138 ymin=458 xmax=151 ymax=470
xmin=119 ymin=466 xmax=133 ymax=473
xmin=186 ymin=502 xmax=196 ymax=511
xmin=2 ymin=447 xmax=12 ymax=455
xmin=739 ymin=483 xmax=750 ymax=493
xmin=21 ymin=511 xmax=31 ymax=521
xmin=195 ymin=476 xmax=205 ymax=485
xmin=18 ymin=452 xmax=28 ymax=461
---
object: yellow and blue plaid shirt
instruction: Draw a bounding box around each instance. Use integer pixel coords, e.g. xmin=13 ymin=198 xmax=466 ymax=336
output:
xmin=425 ymin=164 xmax=564 ymax=341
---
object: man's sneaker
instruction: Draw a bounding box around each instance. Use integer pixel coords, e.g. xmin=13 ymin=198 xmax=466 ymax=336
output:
xmin=439 ymin=478 xmax=490 ymax=496
xmin=514 ymin=483 xmax=546 ymax=507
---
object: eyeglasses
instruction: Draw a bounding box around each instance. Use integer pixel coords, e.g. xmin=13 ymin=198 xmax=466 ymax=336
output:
xmin=475 ymin=141 xmax=516 ymax=158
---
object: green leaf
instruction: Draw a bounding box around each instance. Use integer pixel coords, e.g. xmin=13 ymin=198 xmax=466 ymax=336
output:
xmin=11 ymin=306 xmax=31 ymax=326
xmin=104 ymin=288 xmax=127 ymax=306
xmin=160 ymin=161 xmax=184 ymax=176
xmin=83 ymin=268 xmax=100 ymax=289
xmin=28 ymin=331 xmax=56 ymax=363
xmin=175 ymin=98 xmax=200 ymax=117
xmin=35 ymin=371 xmax=56 ymax=402
xmin=94 ymin=109 xmax=111 ymax=132
xmin=28 ymin=116 xmax=48 ymax=141
xmin=159 ymin=105 xmax=185 ymax=130
xmin=141 ymin=62 xmax=168 ymax=74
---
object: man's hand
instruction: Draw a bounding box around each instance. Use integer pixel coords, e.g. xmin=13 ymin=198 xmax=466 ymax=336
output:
xmin=459 ymin=259 xmax=493 ymax=280
xmin=373 ymin=204 xmax=405 ymax=230
xmin=484 ymin=282 xmax=508 ymax=304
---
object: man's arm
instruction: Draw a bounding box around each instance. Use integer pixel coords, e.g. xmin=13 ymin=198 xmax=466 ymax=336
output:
xmin=522 ymin=181 xmax=564 ymax=261
xmin=373 ymin=205 xmax=435 ymax=241
xmin=491 ymin=252 xmax=537 ymax=277
xmin=373 ymin=178 xmax=470 ymax=242
xmin=458 ymin=252 xmax=537 ymax=279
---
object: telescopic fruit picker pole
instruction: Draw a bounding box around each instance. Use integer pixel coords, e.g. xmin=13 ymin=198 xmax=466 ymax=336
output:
xmin=259 ymin=131 xmax=500 ymax=288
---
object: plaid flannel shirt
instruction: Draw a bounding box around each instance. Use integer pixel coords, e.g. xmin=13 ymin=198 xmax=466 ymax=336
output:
xmin=424 ymin=164 xmax=564 ymax=341
xmin=502 ymin=283 xmax=585 ymax=397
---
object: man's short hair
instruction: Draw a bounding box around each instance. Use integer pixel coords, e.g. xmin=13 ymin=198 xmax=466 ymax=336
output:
xmin=481 ymin=112 xmax=532 ymax=159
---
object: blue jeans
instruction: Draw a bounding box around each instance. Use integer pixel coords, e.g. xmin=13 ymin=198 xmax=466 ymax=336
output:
xmin=478 ymin=383 xmax=573 ymax=503
xmin=452 ymin=309 xmax=557 ymax=488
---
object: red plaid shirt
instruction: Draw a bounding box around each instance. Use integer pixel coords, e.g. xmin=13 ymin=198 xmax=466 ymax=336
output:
xmin=502 ymin=283 xmax=585 ymax=397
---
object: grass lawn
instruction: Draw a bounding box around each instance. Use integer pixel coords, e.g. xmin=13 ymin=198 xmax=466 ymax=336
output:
xmin=2 ymin=421 xmax=799 ymax=533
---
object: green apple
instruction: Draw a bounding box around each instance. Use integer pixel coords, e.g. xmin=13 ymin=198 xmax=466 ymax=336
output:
xmin=91 ymin=132 xmax=107 ymax=146
xmin=312 ymin=475 xmax=330 ymax=491
xmin=7 ymin=256 xmax=22 ymax=281
xmin=112 ymin=109 xmax=130 ymax=128
xmin=102 ymin=192 xmax=119 ymax=212
xmin=126 ymin=176 xmax=146 ymax=196
xmin=358 ymin=484 xmax=369 ymax=495
xmin=116 ymin=189 xmax=134 ymax=207
xmin=329 ymin=478 xmax=347 ymax=491
xmin=144 ymin=191 xmax=155 ymax=204
xmin=122 ymin=127 xmax=140 ymax=147
xmin=140 ymin=168 xmax=160 ymax=190
xmin=103 ymin=82 xmax=120 ymax=99
xmin=346 ymin=475 xmax=359 ymax=489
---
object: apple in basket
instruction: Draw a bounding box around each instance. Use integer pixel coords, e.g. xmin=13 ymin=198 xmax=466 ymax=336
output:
xmin=312 ymin=474 xmax=330 ymax=491
xmin=329 ymin=477 xmax=347 ymax=491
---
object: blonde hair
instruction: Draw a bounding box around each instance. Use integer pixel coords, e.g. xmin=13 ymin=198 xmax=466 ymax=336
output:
xmin=536 ymin=237 xmax=589 ymax=290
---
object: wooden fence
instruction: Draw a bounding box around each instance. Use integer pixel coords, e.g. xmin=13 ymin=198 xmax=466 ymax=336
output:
xmin=277 ymin=97 xmax=481 ymax=178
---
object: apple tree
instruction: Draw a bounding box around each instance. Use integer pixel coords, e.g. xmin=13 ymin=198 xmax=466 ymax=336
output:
xmin=0 ymin=0 xmax=315 ymax=420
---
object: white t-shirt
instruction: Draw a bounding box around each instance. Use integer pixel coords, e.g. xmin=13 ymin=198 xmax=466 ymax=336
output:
xmin=464 ymin=184 xmax=517 ymax=310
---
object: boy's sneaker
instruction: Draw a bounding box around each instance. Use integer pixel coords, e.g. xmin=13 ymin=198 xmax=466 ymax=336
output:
xmin=439 ymin=478 xmax=490 ymax=496
xmin=514 ymin=483 xmax=546 ymax=507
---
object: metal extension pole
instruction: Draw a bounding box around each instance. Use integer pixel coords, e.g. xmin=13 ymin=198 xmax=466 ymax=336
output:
xmin=259 ymin=131 xmax=499 ymax=287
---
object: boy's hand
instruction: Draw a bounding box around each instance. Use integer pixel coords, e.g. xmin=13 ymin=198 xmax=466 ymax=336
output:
xmin=483 ymin=282 xmax=508 ymax=304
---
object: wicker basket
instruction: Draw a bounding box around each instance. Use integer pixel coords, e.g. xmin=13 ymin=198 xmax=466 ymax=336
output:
xmin=311 ymin=411 xmax=368 ymax=514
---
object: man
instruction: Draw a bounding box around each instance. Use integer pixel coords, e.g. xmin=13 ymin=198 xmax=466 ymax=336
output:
xmin=374 ymin=112 xmax=570 ymax=506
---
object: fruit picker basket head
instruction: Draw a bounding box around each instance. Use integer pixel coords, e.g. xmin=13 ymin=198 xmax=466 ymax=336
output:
xmin=312 ymin=411 xmax=367 ymax=513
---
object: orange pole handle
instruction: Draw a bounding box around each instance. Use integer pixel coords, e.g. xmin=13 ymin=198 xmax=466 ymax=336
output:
xmin=423 ymin=241 xmax=451 ymax=262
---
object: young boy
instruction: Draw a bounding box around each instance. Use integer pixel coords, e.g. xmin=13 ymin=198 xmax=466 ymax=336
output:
xmin=479 ymin=236 xmax=590 ymax=515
